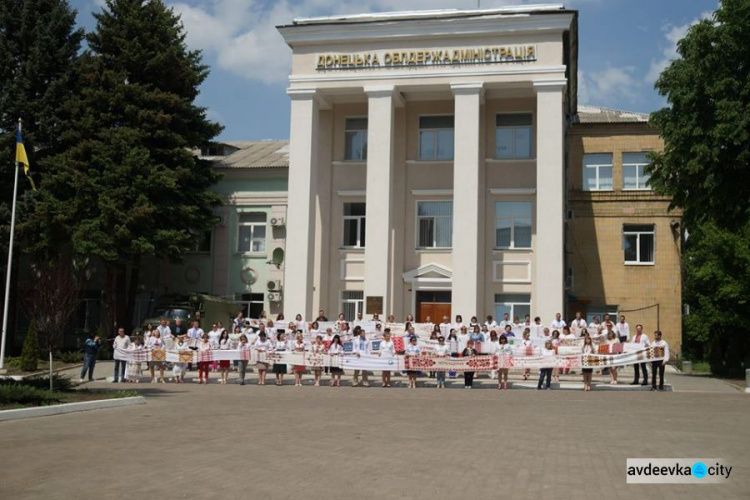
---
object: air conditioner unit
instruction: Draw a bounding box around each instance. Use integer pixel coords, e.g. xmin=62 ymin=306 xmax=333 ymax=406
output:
xmin=267 ymin=279 xmax=282 ymax=291
xmin=268 ymin=292 xmax=282 ymax=302
xmin=270 ymin=216 xmax=286 ymax=227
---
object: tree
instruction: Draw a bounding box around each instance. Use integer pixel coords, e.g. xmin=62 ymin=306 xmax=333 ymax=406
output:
xmin=0 ymin=0 xmax=83 ymax=329
xmin=20 ymin=318 xmax=40 ymax=371
xmin=681 ymin=223 xmax=750 ymax=377
xmin=648 ymin=0 xmax=750 ymax=231
xmin=21 ymin=0 xmax=223 ymax=329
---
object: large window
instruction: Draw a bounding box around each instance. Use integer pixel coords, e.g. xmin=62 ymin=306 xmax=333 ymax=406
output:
xmin=417 ymin=201 xmax=453 ymax=249
xmin=343 ymin=203 xmax=366 ymax=248
xmin=623 ymin=152 xmax=651 ymax=190
xmin=496 ymin=114 xmax=533 ymax=159
xmin=238 ymin=212 xmax=267 ymax=253
xmin=583 ymin=153 xmax=613 ymax=191
xmin=341 ymin=291 xmax=364 ymax=321
xmin=237 ymin=293 xmax=265 ymax=319
xmin=419 ymin=116 xmax=454 ymax=160
xmin=495 ymin=201 xmax=532 ymax=249
xmin=623 ymin=224 xmax=655 ymax=264
xmin=494 ymin=294 xmax=531 ymax=323
xmin=586 ymin=305 xmax=618 ymax=325
xmin=344 ymin=118 xmax=368 ymax=160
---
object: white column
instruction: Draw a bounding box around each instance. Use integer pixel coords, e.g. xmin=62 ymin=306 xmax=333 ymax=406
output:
xmin=533 ymin=80 xmax=567 ymax=322
xmin=363 ymin=85 xmax=401 ymax=318
xmin=451 ymin=83 xmax=484 ymax=319
xmin=283 ymin=89 xmax=321 ymax=320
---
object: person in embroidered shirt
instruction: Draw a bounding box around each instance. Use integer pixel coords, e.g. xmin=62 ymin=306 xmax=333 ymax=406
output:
xmin=457 ymin=325 xmax=470 ymax=353
xmin=292 ymin=333 xmax=307 ymax=387
xmin=112 ymin=328 xmax=131 ymax=383
xmin=217 ymin=330 xmax=232 ymax=385
xmin=606 ymin=331 xmax=620 ymax=385
xmin=498 ymin=313 xmax=512 ymax=331
xmin=253 ymin=331 xmax=272 ymax=386
xmin=581 ymin=335 xmax=595 ymax=391
xmin=327 ymin=335 xmax=344 ymax=387
xmin=351 ymin=326 xmax=370 ymax=387
xmin=485 ymin=315 xmax=498 ymax=330
xmin=404 ymin=336 xmax=422 ymax=389
xmin=433 ymin=336 xmax=449 ymax=389
xmin=197 ymin=333 xmax=212 ymax=384
xmin=494 ymin=335 xmax=512 ymax=390
xmin=650 ymin=330 xmax=670 ymax=391
xmin=616 ymin=315 xmax=630 ymax=343
xmin=537 ymin=340 xmax=555 ymax=390
xmin=439 ymin=316 xmax=452 ymax=337
xmin=462 ymin=340 xmax=478 ymax=389
xmin=310 ymin=335 xmax=326 ymax=387
xmin=550 ymin=312 xmax=566 ymax=330
xmin=570 ymin=312 xmax=587 ymax=336
xmin=378 ymin=329 xmax=396 ymax=388
xmin=630 ymin=324 xmax=650 ymax=386
xmin=272 ymin=331 xmax=289 ymax=386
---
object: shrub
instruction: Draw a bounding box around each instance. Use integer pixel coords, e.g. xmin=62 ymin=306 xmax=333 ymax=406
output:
xmin=20 ymin=319 xmax=40 ymax=372
xmin=58 ymin=351 xmax=84 ymax=364
xmin=0 ymin=385 xmax=61 ymax=406
xmin=0 ymin=375 xmax=77 ymax=392
xmin=96 ymin=326 xmax=112 ymax=360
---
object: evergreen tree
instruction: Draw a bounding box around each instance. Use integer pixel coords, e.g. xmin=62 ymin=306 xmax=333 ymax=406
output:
xmin=20 ymin=318 xmax=40 ymax=371
xmin=21 ymin=0 xmax=223 ymax=328
xmin=0 ymin=0 xmax=83 ymax=258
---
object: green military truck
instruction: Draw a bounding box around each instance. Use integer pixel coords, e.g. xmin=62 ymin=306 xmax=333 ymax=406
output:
xmin=142 ymin=293 xmax=239 ymax=332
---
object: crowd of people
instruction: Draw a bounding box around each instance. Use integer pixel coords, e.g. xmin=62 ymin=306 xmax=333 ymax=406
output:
xmin=82 ymin=310 xmax=670 ymax=392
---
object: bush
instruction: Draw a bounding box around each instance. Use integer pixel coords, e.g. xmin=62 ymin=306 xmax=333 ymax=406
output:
xmin=96 ymin=326 xmax=112 ymax=360
xmin=20 ymin=319 xmax=40 ymax=372
xmin=0 ymin=385 xmax=61 ymax=406
xmin=0 ymin=374 xmax=77 ymax=392
xmin=58 ymin=351 xmax=84 ymax=364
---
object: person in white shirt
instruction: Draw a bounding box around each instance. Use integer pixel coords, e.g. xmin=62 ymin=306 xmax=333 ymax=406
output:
xmin=187 ymin=321 xmax=204 ymax=347
xmin=537 ymin=340 xmax=556 ymax=390
xmin=292 ymin=333 xmax=307 ymax=387
xmin=588 ymin=316 xmax=602 ymax=335
xmin=570 ymin=312 xmax=587 ymax=336
xmin=457 ymin=326 xmax=470 ymax=353
xmin=433 ymin=336 xmax=450 ymax=389
xmin=581 ymin=336 xmax=595 ymax=391
xmin=650 ymin=330 xmax=670 ymax=391
xmin=272 ymin=332 xmax=290 ymax=386
xmin=606 ymin=331 xmax=620 ymax=385
xmin=146 ymin=331 xmax=166 ymax=383
xmin=327 ymin=335 xmax=344 ymax=387
xmin=452 ymin=315 xmax=465 ymax=332
xmin=494 ymin=336 xmax=513 ymax=390
xmin=156 ymin=319 xmax=171 ymax=342
xmin=498 ymin=313 xmax=512 ymax=331
xmin=484 ymin=315 xmax=498 ymax=331
xmin=207 ymin=323 xmax=221 ymax=346
xmin=112 ymin=327 xmax=131 ymax=383
xmin=404 ymin=336 xmax=422 ymax=389
xmin=217 ymin=331 xmax=232 ymax=384
xmin=310 ymin=335 xmax=326 ymax=387
xmin=253 ymin=332 xmax=272 ymax=386
xmin=530 ymin=316 xmax=544 ymax=339
xmin=549 ymin=312 xmax=566 ymax=330
xmin=560 ymin=326 xmax=576 ymax=342
xmin=351 ymin=326 xmax=370 ymax=387
xmin=616 ymin=315 xmax=630 ymax=343
xmin=630 ymin=324 xmax=650 ymax=386
xmin=378 ymin=329 xmax=396 ymax=387
xmin=172 ymin=335 xmax=189 ymax=383
xmin=439 ymin=317 xmax=452 ymax=338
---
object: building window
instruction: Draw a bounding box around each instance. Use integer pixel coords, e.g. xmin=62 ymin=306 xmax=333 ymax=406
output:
xmin=566 ymin=267 xmax=574 ymax=289
xmin=586 ymin=306 xmax=618 ymax=325
xmin=417 ymin=201 xmax=453 ymax=248
xmin=583 ymin=153 xmax=613 ymax=191
xmin=344 ymin=118 xmax=368 ymax=160
xmin=343 ymin=202 xmax=366 ymax=248
xmin=237 ymin=293 xmax=265 ymax=319
xmin=623 ymin=152 xmax=652 ymax=190
xmin=494 ymin=294 xmax=531 ymax=323
xmin=200 ymin=144 xmax=225 ymax=157
xmin=238 ymin=212 xmax=267 ymax=253
xmin=340 ymin=291 xmax=364 ymax=321
xmin=419 ymin=116 xmax=454 ymax=160
xmin=495 ymin=114 xmax=533 ymax=159
xmin=623 ymin=224 xmax=655 ymax=264
xmin=494 ymin=201 xmax=532 ymax=249
xmin=191 ymin=230 xmax=212 ymax=253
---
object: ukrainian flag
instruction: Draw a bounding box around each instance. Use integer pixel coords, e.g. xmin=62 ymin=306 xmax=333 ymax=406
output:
xmin=15 ymin=121 xmax=36 ymax=190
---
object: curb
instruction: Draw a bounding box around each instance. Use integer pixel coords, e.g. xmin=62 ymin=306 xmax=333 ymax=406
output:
xmin=508 ymin=382 xmax=673 ymax=391
xmin=0 ymin=396 xmax=146 ymax=422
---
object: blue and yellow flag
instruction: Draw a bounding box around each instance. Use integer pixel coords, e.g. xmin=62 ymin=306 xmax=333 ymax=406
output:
xmin=15 ymin=121 xmax=36 ymax=190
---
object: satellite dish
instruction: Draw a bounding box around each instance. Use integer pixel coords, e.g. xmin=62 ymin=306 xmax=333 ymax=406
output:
xmin=272 ymin=248 xmax=284 ymax=268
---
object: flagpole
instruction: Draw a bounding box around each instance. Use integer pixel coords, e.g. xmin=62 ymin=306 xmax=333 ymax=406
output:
xmin=0 ymin=155 xmax=20 ymax=371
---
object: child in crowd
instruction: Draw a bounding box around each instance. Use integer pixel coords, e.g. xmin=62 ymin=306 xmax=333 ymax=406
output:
xmin=218 ymin=330 xmax=232 ymax=384
xmin=495 ymin=335 xmax=512 ymax=390
xmin=292 ymin=333 xmax=307 ymax=387
xmin=433 ymin=336 xmax=449 ymax=389
xmin=254 ymin=331 xmax=272 ymax=386
xmin=310 ymin=335 xmax=326 ymax=387
xmin=126 ymin=337 xmax=143 ymax=383
xmin=404 ymin=336 xmax=422 ymax=389
xmin=537 ymin=340 xmax=555 ymax=390
xmin=461 ymin=340 xmax=478 ymax=389
xmin=328 ymin=335 xmax=344 ymax=387
xmin=172 ymin=335 xmax=189 ymax=383
xmin=198 ymin=333 xmax=212 ymax=384
xmin=378 ymin=329 xmax=395 ymax=387
xmin=581 ymin=335 xmax=595 ymax=391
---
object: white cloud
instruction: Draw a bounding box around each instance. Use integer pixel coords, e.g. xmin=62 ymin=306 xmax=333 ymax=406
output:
xmin=645 ymin=10 xmax=713 ymax=84
xmin=168 ymin=0 xmax=532 ymax=85
xmin=578 ymin=66 xmax=639 ymax=106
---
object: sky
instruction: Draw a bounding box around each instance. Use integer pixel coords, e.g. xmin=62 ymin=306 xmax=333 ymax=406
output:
xmin=71 ymin=0 xmax=717 ymax=140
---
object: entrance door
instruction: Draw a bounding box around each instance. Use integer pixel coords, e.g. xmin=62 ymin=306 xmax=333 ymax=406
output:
xmin=416 ymin=291 xmax=451 ymax=323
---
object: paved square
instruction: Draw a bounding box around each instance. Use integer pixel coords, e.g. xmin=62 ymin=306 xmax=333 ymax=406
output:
xmin=1 ymin=367 xmax=748 ymax=499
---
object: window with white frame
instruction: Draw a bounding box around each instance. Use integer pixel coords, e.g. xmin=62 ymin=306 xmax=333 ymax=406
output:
xmin=583 ymin=153 xmax=613 ymax=191
xmin=417 ymin=201 xmax=453 ymax=249
xmin=343 ymin=202 xmax=366 ymax=248
xmin=340 ymin=291 xmax=364 ymax=321
xmin=586 ymin=306 xmax=618 ymax=325
xmin=494 ymin=294 xmax=531 ymax=323
xmin=344 ymin=118 xmax=367 ymax=160
xmin=623 ymin=224 xmax=655 ymax=264
xmin=622 ymin=152 xmax=652 ymax=190
xmin=237 ymin=293 xmax=265 ymax=319
xmin=495 ymin=201 xmax=532 ymax=249
xmin=419 ymin=116 xmax=454 ymax=160
xmin=496 ymin=114 xmax=533 ymax=159
xmin=237 ymin=212 xmax=267 ymax=253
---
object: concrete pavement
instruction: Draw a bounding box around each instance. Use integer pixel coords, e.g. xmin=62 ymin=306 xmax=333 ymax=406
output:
xmin=1 ymin=364 xmax=748 ymax=499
